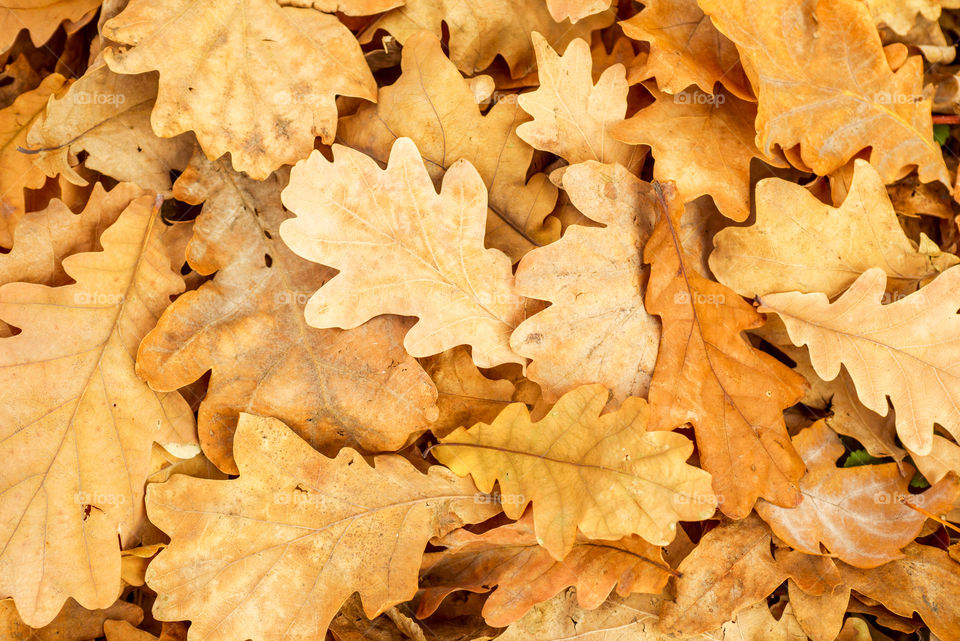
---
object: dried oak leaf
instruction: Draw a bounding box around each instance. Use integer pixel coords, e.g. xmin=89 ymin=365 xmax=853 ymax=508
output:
xmin=755 ymin=421 xmax=960 ymax=568
xmin=787 ymin=579 xmax=850 ymax=641
xmin=620 ymin=0 xmax=752 ymax=100
xmin=280 ymin=137 xmax=527 ymax=369
xmin=643 ymin=181 xmax=806 ymax=518
xmin=337 ymin=31 xmax=559 ymax=262
xmin=418 ymin=511 xmax=670 ymax=626
xmin=510 ymin=161 xmax=660 ymax=405
xmin=0 ymin=0 xmax=101 ymax=51
xmin=909 ymin=434 xmax=960 ymax=484
xmin=0 ymin=54 xmax=41 ymax=109
xmin=0 ymin=182 xmax=144 ymax=289
xmin=865 ymin=0 xmax=960 ymax=36
xmin=419 ymin=347 xmax=517 ymax=439
xmin=612 ymin=84 xmax=782 ymax=221
xmin=137 ymin=152 xmax=438 ymax=473
xmin=838 ymin=543 xmax=960 ymax=641
xmin=516 ymin=33 xmax=641 ymax=170
xmin=711 ymin=160 xmax=958 ymax=299
xmin=104 ymin=620 xmax=159 ymax=641
xmin=0 ymin=195 xmax=197 ymax=627
xmin=699 ymin=0 xmax=950 ymax=185
xmin=758 ymin=266 xmax=960 ymax=455
xmin=0 ymin=598 xmax=143 ymax=641
xmin=0 ymin=72 xmax=66 ymax=248
xmin=657 ymin=514 xmax=790 ymax=636
xmin=101 ymin=0 xmax=376 ymax=179
xmin=26 ymin=63 xmax=193 ymax=195
xmin=433 ymin=384 xmax=716 ymax=560
xmin=145 ymin=413 xmax=498 ymax=641
xmin=717 ymin=602 xmax=809 ymax=641
xmin=362 ymin=0 xmax=613 ymax=78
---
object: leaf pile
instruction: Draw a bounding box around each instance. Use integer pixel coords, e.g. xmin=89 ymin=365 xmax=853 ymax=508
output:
xmin=3 ymin=1 xmax=960 ymax=640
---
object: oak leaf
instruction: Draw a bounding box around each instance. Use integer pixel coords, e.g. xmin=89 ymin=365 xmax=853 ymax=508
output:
xmin=516 ymin=33 xmax=640 ymax=169
xmin=755 ymin=421 xmax=960 ymax=568
xmin=0 ymin=54 xmax=40 ymax=109
xmin=337 ymin=30 xmax=559 ymax=261
xmin=620 ymin=0 xmax=752 ymax=100
xmin=102 ymin=0 xmax=376 ymax=179
xmin=710 ymin=160 xmax=958 ymax=299
xmin=657 ymin=514 xmax=790 ymax=636
xmin=280 ymin=137 xmax=527 ymax=368
xmin=643 ymin=180 xmax=806 ymax=518
xmin=510 ymin=161 xmax=660 ymax=405
xmin=865 ymin=0 xmax=960 ymax=35
xmin=699 ymin=0 xmax=950 ymax=186
xmin=145 ymin=413 xmax=498 ymax=641
xmin=104 ymin=620 xmax=159 ymax=641
xmin=417 ymin=512 xmax=671 ymax=626
xmin=0 ymin=194 xmax=197 ymax=627
xmin=432 ymin=384 xmax=717 ymax=560
xmin=837 ymin=543 xmax=960 ymax=641
xmin=545 ymin=0 xmax=612 ymax=24
xmin=787 ymin=580 xmax=850 ymax=641
xmin=909 ymin=434 xmax=960 ymax=484
xmin=612 ymin=84 xmax=781 ymax=221
xmin=0 ymin=0 xmax=101 ymax=51
xmin=136 ymin=151 xmax=439 ymax=474
xmin=25 ymin=63 xmax=193 ymax=195
xmin=0 ymin=598 xmax=143 ymax=641
xmin=0 ymin=72 xmax=66 ymax=247
xmin=362 ymin=0 xmax=613 ymax=78
xmin=758 ymin=266 xmax=960 ymax=455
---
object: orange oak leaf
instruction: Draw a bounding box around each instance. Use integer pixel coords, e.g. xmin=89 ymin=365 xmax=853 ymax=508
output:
xmin=337 ymin=30 xmax=559 ymax=261
xmin=136 ymin=151 xmax=439 ymax=474
xmin=0 ymin=194 xmax=197 ymax=627
xmin=362 ymin=0 xmax=613 ymax=78
xmin=145 ymin=413 xmax=498 ymax=641
xmin=0 ymin=0 xmax=101 ymax=51
xmin=0 ymin=598 xmax=143 ymax=641
xmin=699 ymin=0 xmax=950 ymax=186
xmin=837 ymin=543 xmax=960 ymax=641
xmin=417 ymin=511 xmax=671 ymax=626
xmin=643 ymin=181 xmax=806 ymax=518
xmin=657 ymin=514 xmax=791 ymax=636
xmin=432 ymin=384 xmax=717 ymax=560
xmin=755 ymin=421 xmax=960 ymax=568
xmin=280 ymin=137 xmax=528 ymax=368
xmin=102 ymin=0 xmax=376 ymax=179
xmin=758 ymin=266 xmax=960 ymax=455
xmin=545 ymin=0 xmax=612 ymax=23
xmin=516 ymin=33 xmax=641 ymax=169
xmin=0 ymin=72 xmax=67 ymax=247
xmin=620 ymin=0 xmax=752 ymax=100
xmin=510 ymin=161 xmax=660 ymax=405
xmin=612 ymin=84 xmax=783 ymax=221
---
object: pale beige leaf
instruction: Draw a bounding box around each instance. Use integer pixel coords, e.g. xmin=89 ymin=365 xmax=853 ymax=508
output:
xmin=280 ymin=137 xmax=527 ymax=368
xmin=145 ymin=413 xmax=497 ymax=641
xmin=102 ymin=0 xmax=376 ymax=179
xmin=0 ymin=0 xmax=101 ymax=50
xmin=0 ymin=598 xmax=143 ymax=641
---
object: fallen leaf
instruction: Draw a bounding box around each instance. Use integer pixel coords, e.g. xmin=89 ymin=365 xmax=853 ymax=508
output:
xmin=337 ymin=30 xmax=559 ymax=261
xmin=644 ymin=180 xmax=806 ymax=518
xmin=432 ymin=384 xmax=716 ymax=560
xmin=516 ymin=33 xmax=640 ymax=169
xmin=620 ymin=0 xmax=752 ymax=100
xmin=545 ymin=0 xmax=612 ymax=23
xmin=0 ymin=0 xmax=102 ymax=51
xmin=136 ymin=151 xmax=438 ymax=474
xmin=25 ymin=63 xmax=193 ymax=195
xmin=104 ymin=619 xmax=158 ymax=641
xmin=710 ymin=160 xmax=959 ymax=299
xmin=699 ymin=0 xmax=950 ymax=186
xmin=280 ymin=137 xmax=527 ymax=368
xmin=417 ymin=512 xmax=671 ymax=626
xmin=102 ymin=0 xmax=376 ymax=178
xmin=758 ymin=266 xmax=960 ymax=455
xmin=612 ymin=84 xmax=779 ymax=220
xmin=0 ymin=194 xmax=197 ymax=626
xmin=510 ymin=161 xmax=660 ymax=405
xmin=145 ymin=413 xmax=498 ymax=641
xmin=755 ymin=421 xmax=960 ymax=568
